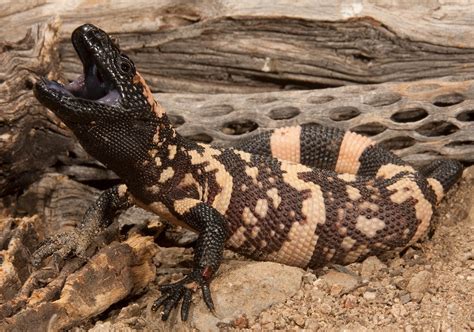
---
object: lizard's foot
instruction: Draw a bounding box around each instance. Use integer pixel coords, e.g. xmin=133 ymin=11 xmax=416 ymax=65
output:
xmin=32 ymin=228 xmax=94 ymax=267
xmin=152 ymin=269 xmax=215 ymax=321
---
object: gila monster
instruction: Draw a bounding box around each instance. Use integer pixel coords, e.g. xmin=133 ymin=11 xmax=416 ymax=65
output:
xmin=33 ymin=24 xmax=463 ymax=321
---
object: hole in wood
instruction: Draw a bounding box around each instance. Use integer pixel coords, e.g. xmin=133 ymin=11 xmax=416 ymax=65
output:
xmin=168 ymin=114 xmax=185 ymax=127
xmin=329 ymin=106 xmax=361 ymax=121
xmin=353 ymin=53 xmax=374 ymax=63
xmin=432 ymin=93 xmax=465 ymax=107
xmin=456 ymin=110 xmax=474 ymax=122
xmin=379 ymin=137 xmax=416 ymax=150
xmin=221 ymin=120 xmax=259 ymax=135
xmin=268 ymin=106 xmax=300 ymax=120
xmin=391 ymin=108 xmax=428 ymax=123
xmin=363 ymin=92 xmax=402 ymax=107
xmin=24 ymin=78 xmax=34 ymax=90
xmin=307 ymin=95 xmax=334 ymax=104
xmin=350 ymin=123 xmax=387 ymax=136
xmin=184 ymin=133 xmax=213 ymax=144
xmin=416 ymin=121 xmax=459 ymax=137
xmin=203 ymin=104 xmax=234 ymax=117
xmin=445 ymin=140 xmax=474 ymax=148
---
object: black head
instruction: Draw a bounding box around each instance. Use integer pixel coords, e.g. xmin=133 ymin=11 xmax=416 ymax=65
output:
xmin=34 ymin=24 xmax=166 ymax=175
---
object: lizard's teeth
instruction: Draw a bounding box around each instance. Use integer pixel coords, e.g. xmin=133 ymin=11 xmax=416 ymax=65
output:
xmin=45 ymin=79 xmax=74 ymax=97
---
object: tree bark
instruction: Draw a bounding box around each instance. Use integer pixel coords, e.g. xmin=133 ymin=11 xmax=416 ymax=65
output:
xmin=1 ymin=1 xmax=474 ymax=93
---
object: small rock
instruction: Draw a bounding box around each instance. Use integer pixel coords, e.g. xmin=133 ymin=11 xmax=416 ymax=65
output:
xmin=361 ymin=256 xmax=387 ymax=279
xmin=399 ymin=292 xmax=411 ymax=304
xmin=340 ymin=322 xmax=369 ymax=331
xmin=305 ymin=318 xmax=321 ymax=330
xmin=232 ymin=315 xmax=249 ymax=329
xmin=390 ymin=303 xmax=408 ymax=318
xmin=343 ymin=294 xmax=358 ymax=309
xmin=117 ymin=303 xmax=141 ymax=320
xmin=406 ymin=270 xmax=432 ymax=301
xmin=462 ymin=165 xmax=474 ymax=181
xmin=447 ymin=303 xmax=458 ymax=315
xmin=363 ymin=291 xmax=377 ymax=301
xmin=291 ymin=313 xmax=306 ymax=327
xmin=191 ymin=261 xmax=304 ymax=332
xmin=320 ymin=303 xmax=332 ymax=314
xmin=302 ymin=272 xmax=317 ymax=284
xmin=321 ymin=270 xmax=359 ymax=296
xmin=404 ymin=324 xmax=414 ymax=332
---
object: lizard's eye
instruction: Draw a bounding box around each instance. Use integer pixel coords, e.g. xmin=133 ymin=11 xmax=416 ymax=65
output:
xmin=118 ymin=55 xmax=134 ymax=75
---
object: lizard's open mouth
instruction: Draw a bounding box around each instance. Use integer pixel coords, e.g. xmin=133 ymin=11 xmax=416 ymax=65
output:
xmin=39 ymin=25 xmax=120 ymax=106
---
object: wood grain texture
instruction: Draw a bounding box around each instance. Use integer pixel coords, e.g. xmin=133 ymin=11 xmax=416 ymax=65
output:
xmin=0 ymin=20 xmax=78 ymax=196
xmin=159 ymin=77 xmax=474 ymax=166
xmin=1 ymin=0 xmax=474 ymax=93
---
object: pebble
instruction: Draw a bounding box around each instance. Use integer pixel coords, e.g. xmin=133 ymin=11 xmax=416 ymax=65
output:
xmin=400 ymin=292 xmax=411 ymax=304
xmin=361 ymin=256 xmax=387 ymax=279
xmin=363 ymin=291 xmax=377 ymax=301
xmin=321 ymin=270 xmax=359 ymax=296
xmin=320 ymin=303 xmax=332 ymax=314
xmin=406 ymin=271 xmax=432 ymax=301
xmin=191 ymin=261 xmax=304 ymax=332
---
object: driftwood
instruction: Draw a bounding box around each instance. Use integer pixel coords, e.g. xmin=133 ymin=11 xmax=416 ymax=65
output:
xmin=0 ymin=20 xmax=77 ymax=196
xmin=1 ymin=232 xmax=158 ymax=332
xmin=160 ymin=78 xmax=474 ymax=166
xmin=1 ymin=1 xmax=474 ymax=93
xmin=0 ymin=174 xmax=163 ymax=331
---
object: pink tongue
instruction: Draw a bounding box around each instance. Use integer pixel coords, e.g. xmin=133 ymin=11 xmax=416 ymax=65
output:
xmin=66 ymin=74 xmax=85 ymax=92
xmin=97 ymin=89 xmax=120 ymax=105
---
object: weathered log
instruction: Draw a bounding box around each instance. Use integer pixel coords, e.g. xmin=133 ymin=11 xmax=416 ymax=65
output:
xmin=0 ymin=20 xmax=79 ymax=196
xmin=1 ymin=235 xmax=158 ymax=332
xmin=1 ymin=1 xmax=474 ymax=93
xmin=159 ymin=77 xmax=474 ymax=166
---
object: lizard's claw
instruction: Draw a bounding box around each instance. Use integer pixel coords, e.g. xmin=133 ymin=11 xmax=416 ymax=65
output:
xmin=152 ymin=269 xmax=215 ymax=321
xmin=32 ymin=229 xmax=93 ymax=267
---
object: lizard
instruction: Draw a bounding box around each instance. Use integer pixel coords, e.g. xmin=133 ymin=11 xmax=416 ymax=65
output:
xmin=33 ymin=24 xmax=463 ymax=321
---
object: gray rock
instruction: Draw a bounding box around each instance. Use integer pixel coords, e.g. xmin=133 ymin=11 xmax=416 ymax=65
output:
xmin=190 ymin=260 xmax=304 ymax=331
xmin=360 ymin=256 xmax=387 ymax=279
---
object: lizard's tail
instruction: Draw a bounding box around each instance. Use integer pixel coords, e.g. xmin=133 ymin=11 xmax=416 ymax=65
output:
xmin=420 ymin=160 xmax=463 ymax=203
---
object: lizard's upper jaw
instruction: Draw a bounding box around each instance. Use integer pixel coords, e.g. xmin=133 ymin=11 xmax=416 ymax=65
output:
xmin=34 ymin=24 xmax=121 ymax=111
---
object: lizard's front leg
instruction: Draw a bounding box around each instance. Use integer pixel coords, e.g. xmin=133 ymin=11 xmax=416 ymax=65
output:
xmin=152 ymin=199 xmax=228 ymax=321
xmin=32 ymin=184 xmax=133 ymax=266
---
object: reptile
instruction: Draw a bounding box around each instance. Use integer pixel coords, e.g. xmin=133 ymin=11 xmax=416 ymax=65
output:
xmin=33 ymin=24 xmax=463 ymax=321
